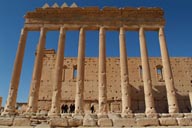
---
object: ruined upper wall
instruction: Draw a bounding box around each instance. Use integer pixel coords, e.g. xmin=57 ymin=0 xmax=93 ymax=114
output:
xmin=24 ymin=4 xmax=165 ymax=30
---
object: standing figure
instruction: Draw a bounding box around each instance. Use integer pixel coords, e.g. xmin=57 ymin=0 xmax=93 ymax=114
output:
xmin=64 ymin=104 xmax=68 ymax=113
xmin=90 ymin=104 xmax=95 ymax=113
xmin=72 ymin=103 xmax=75 ymax=113
xmin=61 ymin=104 xmax=65 ymax=113
xmin=69 ymin=104 xmax=73 ymax=113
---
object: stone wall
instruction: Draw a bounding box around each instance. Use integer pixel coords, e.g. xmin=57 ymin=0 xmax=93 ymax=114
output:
xmin=37 ymin=50 xmax=192 ymax=113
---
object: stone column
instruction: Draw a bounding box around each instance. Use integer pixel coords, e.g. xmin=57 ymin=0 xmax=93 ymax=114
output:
xmin=139 ymin=27 xmax=156 ymax=115
xmin=159 ymin=27 xmax=179 ymax=113
xmin=48 ymin=27 xmax=65 ymax=116
xmin=26 ymin=27 xmax=46 ymax=114
xmin=98 ymin=27 xmax=108 ymax=116
xmin=189 ymin=92 xmax=192 ymax=112
xmin=2 ymin=28 xmax=28 ymax=115
xmin=119 ymin=27 xmax=132 ymax=115
xmin=75 ymin=27 xmax=85 ymax=114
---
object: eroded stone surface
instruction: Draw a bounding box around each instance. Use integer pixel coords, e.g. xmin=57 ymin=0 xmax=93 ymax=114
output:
xmin=159 ymin=118 xmax=177 ymax=126
xmin=113 ymin=118 xmax=136 ymax=127
xmin=68 ymin=118 xmax=83 ymax=127
xmin=13 ymin=117 xmax=31 ymax=126
xmin=83 ymin=118 xmax=97 ymax=127
xmin=136 ymin=118 xmax=159 ymax=126
xmin=177 ymin=118 xmax=192 ymax=126
xmin=0 ymin=117 xmax=14 ymax=126
xmin=49 ymin=117 xmax=68 ymax=127
xmin=98 ymin=118 xmax=112 ymax=127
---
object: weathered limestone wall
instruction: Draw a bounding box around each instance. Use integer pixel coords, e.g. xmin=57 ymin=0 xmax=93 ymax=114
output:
xmin=38 ymin=50 xmax=192 ymax=113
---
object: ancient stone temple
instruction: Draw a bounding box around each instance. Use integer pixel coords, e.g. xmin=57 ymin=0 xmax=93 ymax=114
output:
xmin=1 ymin=3 xmax=192 ymax=127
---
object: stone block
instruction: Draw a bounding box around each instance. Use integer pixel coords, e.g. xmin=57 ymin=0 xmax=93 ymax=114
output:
xmin=35 ymin=123 xmax=50 ymax=128
xmin=68 ymin=118 xmax=83 ymax=127
xmin=98 ymin=118 xmax=113 ymax=127
xmin=177 ymin=117 xmax=192 ymax=126
xmin=136 ymin=118 xmax=159 ymax=126
xmin=184 ymin=113 xmax=192 ymax=118
xmin=134 ymin=113 xmax=146 ymax=118
xmin=49 ymin=117 xmax=68 ymax=127
xmin=121 ymin=113 xmax=134 ymax=118
xmin=159 ymin=118 xmax=177 ymax=126
xmin=113 ymin=118 xmax=136 ymax=127
xmin=0 ymin=117 xmax=14 ymax=126
xmin=83 ymin=118 xmax=97 ymax=127
xmin=13 ymin=117 xmax=31 ymax=126
xmin=72 ymin=114 xmax=84 ymax=120
xmin=146 ymin=113 xmax=158 ymax=118
xmin=12 ymin=126 xmax=33 ymax=128
xmin=159 ymin=113 xmax=171 ymax=118
xmin=108 ymin=113 xmax=121 ymax=119
xmin=170 ymin=113 xmax=184 ymax=118
xmin=84 ymin=113 xmax=98 ymax=119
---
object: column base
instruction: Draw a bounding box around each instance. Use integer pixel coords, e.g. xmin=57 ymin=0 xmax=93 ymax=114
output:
xmin=24 ymin=111 xmax=36 ymax=117
xmin=48 ymin=112 xmax=60 ymax=117
xmin=169 ymin=106 xmax=179 ymax=113
xmin=1 ymin=111 xmax=16 ymax=116
xmin=97 ymin=113 xmax=108 ymax=118
xmin=1 ymin=107 xmax=16 ymax=116
xmin=145 ymin=107 xmax=156 ymax=113
xmin=73 ymin=113 xmax=84 ymax=119
xmin=145 ymin=107 xmax=157 ymax=118
xmin=121 ymin=112 xmax=134 ymax=118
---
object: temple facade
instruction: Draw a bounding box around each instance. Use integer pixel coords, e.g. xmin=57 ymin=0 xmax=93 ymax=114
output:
xmin=1 ymin=3 xmax=192 ymax=127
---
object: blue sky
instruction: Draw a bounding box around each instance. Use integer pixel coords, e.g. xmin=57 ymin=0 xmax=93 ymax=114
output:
xmin=0 ymin=0 xmax=191 ymax=106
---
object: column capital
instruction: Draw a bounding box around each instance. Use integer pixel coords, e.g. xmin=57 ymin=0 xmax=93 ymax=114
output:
xmin=120 ymin=27 xmax=125 ymax=35
xmin=59 ymin=27 xmax=66 ymax=34
xmin=159 ymin=26 xmax=165 ymax=29
xmin=39 ymin=27 xmax=48 ymax=33
xmin=79 ymin=27 xmax=85 ymax=34
xmin=20 ymin=27 xmax=28 ymax=35
xmin=99 ymin=27 xmax=105 ymax=35
xmin=159 ymin=27 xmax=165 ymax=37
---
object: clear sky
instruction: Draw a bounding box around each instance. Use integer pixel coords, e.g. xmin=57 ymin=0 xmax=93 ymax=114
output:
xmin=0 ymin=0 xmax=192 ymax=106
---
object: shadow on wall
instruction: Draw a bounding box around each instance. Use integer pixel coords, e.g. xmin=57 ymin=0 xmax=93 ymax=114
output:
xmin=130 ymin=85 xmax=191 ymax=113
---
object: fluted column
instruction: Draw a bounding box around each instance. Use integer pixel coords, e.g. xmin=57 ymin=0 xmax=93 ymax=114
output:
xmin=98 ymin=27 xmax=108 ymax=116
xmin=26 ymin=27 xmax=46 ymax=114
xmin=48 ymin=27 xmax=65 ymax=116
xmin=159 ymin=27 xmax=179 ymax=113
xmin=119 ymin=27 xmax=132 ymax=115
xmin=75 ymin=27 xmax=85 ymax=114
xmin=2 ymin=28 xmax=28 ymax=115
xmin=139 ymin=27 xmax=156 ymax=115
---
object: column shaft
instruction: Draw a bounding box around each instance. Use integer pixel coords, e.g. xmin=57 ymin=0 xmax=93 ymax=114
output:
xmin=119 ymin=27 xmax=132 ymax=114
xmin=98 ymin=27 xmax=107 ymax=115
xmin=2 ymin=28 xmax=28 ymax=115
xmin=189 ymin=92 xmax=192 ymax=112
xmin=159 ymin=27 xmax=179 ymax=113
xmin=27 ymin=27 xmax=46 ymax=113
xmin=139 ymin=27 xmax=156 ymax=115
xmin=75 ymin=27 xmax=85 ymax=114
xmin=48 ymin=27 xmax=65 ymax=116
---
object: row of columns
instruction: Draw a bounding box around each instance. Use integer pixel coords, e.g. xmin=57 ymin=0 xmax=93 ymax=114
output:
xmin=2 ymin=26 xmax=179 ymax=116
